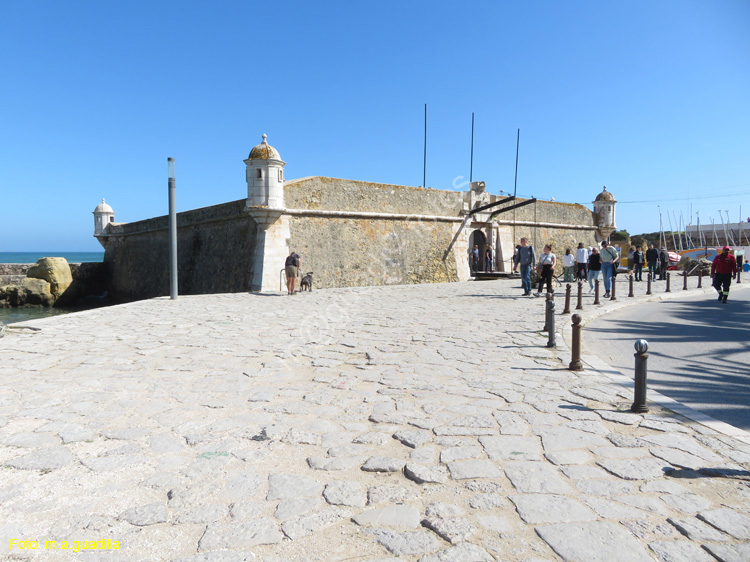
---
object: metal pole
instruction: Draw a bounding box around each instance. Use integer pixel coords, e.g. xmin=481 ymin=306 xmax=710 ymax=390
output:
xmin=563 ymin=284 xmax=571 ymax=314
xmin=610 ymin=273 xmax=617 ymax=301
xmin=698 ymin=270 xmax=702 ymax=288
xmin=628 ymin=274 xmax=634 ymax=297
xmin=594 ymin=279 xmax=601 ymax=305
xmin=568 ymin=314 xmax=583 ymax=371
xmin=423 ymin=104 xmax=427 ymax=187
xmin=168 ymin=157 xmax=177 ymax=300
xmin=513 ymin=128 xmax=520 ymax=198
xmin=665 ymin=272 xmax=671 ymax=293
xmin=683 ymin=270 xmax=688 ymax=291
xmin=546 ymin=293 xmax=556 ymax=348
xmin=469 ymin=112 xmax=474 ymax=183
xmin=631 ymin=339 xmax=649 ymax=413
xmin=576 ymin=280 xmax=583 ymax=310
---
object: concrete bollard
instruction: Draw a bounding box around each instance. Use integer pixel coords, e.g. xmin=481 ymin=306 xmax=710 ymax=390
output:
xmin=563 ymin=284 xmax=571 ymax=314
xmin=576 ymin=280 xmax=584 ymax=310
xmin=546 ymin=293 xmax=556 ymax=348
xmin=568 ymin=314 xmax=583 ymax=371
xmin=594 ymin=279 xmax=601 ymax=305
xmin=610 ymin=275 xmax=617 ymax=301
xmin=665 ymin=272 xmax=671 ymax=293
xmin=628 ymin=274 xmax=634 ymax=297
xmin=646 ymin=273 xmax=652 ymax=295
xmin=631 ymin=339 xmax=649 ymax=413
xmin=683 ymin=270 xmax=688 ymax=291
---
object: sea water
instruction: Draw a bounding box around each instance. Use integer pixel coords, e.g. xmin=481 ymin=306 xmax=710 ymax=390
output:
xmin=0 ymin=251 xmax=105 ymax=324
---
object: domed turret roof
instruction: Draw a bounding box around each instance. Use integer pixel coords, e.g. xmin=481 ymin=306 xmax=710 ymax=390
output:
xmin=595 ymin=186 xmax=615 ymax=202
xmin=94 ymin=198 xmax=114 ymax=213
xmin=248 ymin=134 xmax=281 ymax=160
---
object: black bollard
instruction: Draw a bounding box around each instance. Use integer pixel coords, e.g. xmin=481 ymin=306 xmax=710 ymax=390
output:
xmin=683 ymin=270 xmax=688 ymax=291
xmin=563 ymin=284 xmax=571 ymax=314
xmin=576 ymin=280 xmax=584 ymax=310
xmin=665 ymin=272 xmax=671 ymax=293
xmin=568 ymin=314 xmax=583 ymax=371
xmin=628 ymin=274 xmax=634 ymax=297
xmin=594 ymin=279 xmax=601 ymax=305
xmin=546 ymin=293 xmax=556 ymax=348
xmin=646 ymin=273 xmax=652 ymax=295
xmin=698 ymin=270 xmax=702 ymax=288
xmin=610 ymin=274 xmax=617 ymax=301
xmin=631 ymin=339 xmax=649 ymax=413
xmin=738 ymin=264 xmax=742 ymax=285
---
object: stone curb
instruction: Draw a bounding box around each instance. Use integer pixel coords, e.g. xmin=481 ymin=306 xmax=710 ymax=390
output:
xmin=556 ymin=282 xmax=750 ymax=443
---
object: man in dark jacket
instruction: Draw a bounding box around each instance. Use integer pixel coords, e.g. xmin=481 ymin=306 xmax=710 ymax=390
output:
xmin=658 ymin=247 xmax=670 ymax=280
xmin=711 ymin=246 xmax=737 ymax=303
xmin=645 ymin=244 xmax=659 ymax=281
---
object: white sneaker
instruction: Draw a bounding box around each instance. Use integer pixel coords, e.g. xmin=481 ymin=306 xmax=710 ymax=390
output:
xmin=533 ymin=292 xmax=542 ymax=297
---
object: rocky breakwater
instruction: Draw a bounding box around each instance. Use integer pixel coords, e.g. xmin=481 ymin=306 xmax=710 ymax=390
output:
xmin=0 ymin=257 xmax=73 ymax=307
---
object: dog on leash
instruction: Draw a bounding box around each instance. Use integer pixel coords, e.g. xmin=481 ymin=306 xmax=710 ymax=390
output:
xmin=300 ymin=272 xmax=314 ymax=291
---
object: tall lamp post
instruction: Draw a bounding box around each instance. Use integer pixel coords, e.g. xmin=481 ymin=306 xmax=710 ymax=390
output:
xmin=168 ymin=157 xmax=178 ymax=300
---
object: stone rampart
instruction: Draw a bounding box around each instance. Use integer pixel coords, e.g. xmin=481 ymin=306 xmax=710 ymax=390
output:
xmin=102 ymin=199 xmax=257 ymax=302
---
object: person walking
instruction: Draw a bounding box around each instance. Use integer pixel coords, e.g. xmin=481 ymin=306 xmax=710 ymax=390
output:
xmin=472 ymin=244 xmax=480 ymax=273
xmin=534 ymin=244 xmax=556 ymax=297
xmin=575 ymin=242 xmax=588 ymax=280
xmin=516 ymin=238 xmax=536 ymax=296
xmin=659 ymin=247 xmax=670 ymax=280
xmin=284 ymin=251 xmax=301 ymax=295
xmin=562 ymin=248 xmax=576 ymax=282
xmin=484 ymin=246 xmax=493 ymax=272
xmin=645 ymin=243 xmax=659 ymax=281
xmin=632 ymin=245 xmax=645 ymax=281
xmin=587 ymin=247 xmax=602 ymax=292
xmin=512 ymin=245 xmax=521 ymax=273
xmin=711 ymin=245 xmax=737 ymax=303
xmin=600 ymin=240 xmax=619 ymax=298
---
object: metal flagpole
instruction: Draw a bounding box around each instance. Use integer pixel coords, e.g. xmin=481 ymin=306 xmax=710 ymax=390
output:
xmin=423 ymin=104 xmax=427 ymax=188
xmin=470 ymin=112 xmax=474 ymax=183
xmin=513 ymin=129 xmax=520 ymax=198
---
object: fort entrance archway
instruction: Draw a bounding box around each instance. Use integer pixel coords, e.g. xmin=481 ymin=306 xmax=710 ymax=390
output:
xmin=469 ymin=230 xmax=487 ymax=274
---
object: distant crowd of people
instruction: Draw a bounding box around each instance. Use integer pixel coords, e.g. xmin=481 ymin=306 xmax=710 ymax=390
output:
xmin=512 ymin=239 xmax=681 ymax=298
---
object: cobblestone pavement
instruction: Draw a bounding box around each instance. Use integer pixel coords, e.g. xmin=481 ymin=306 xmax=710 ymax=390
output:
xmin=1 ymin=276 xmax=749 ymax=562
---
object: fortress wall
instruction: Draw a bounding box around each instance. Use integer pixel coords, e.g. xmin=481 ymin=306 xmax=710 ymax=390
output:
xmin=288 ymin=216 xmax=460 ymax=289
xmin=284 ymin=177 xmax=463 ymax=215
xmin=103 ymin=199 xmax=257 ymax=302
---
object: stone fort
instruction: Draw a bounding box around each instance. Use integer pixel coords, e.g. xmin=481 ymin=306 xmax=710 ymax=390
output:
xmin=93 ymin=135 xmax=617 ymax=302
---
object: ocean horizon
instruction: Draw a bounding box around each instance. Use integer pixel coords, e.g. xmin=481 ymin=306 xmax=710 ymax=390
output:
xmin=0 ymin=251 xmax=104 ymax=264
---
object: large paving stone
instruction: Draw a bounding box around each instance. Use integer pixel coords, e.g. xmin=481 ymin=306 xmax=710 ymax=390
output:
xmin=668 ymin=517 xmax=731 ymax=542
xmin=405 ymin=463 xmax=448 ymax=484
xmin=274 ymin=497 xmax=322 ymax=521
xmin=323 ymin=480 xmax=366 ymax=507
xmin=504 ymin=461 xmax=571 ymax=493
xmin=354 ymin=505 xmax=420 ymax=528
xmin=1 ymin=431 xmax=59 ymax=448
xmin=362 ymin=456 xmax=406 ymax=472
xmin=639 ymin=434 xmax=723 ymax=463
xmin=697 ymin=508 xmax=750 ymax=540
xmin=7 ymin=446 xmax=75 ymax=470
xmin=596 ymin=458 xmax=668 ymax=480
xmin=266 ymin=474 xmax=322 ymax=500
xmin=281 ymin=507 xmax=350 ymax=539
xmin=367 ymin=529 xmax=441 ymax=556
xmin=511 ymin=494 xmax=596 ymax=524
xmin=118 ymin=503 xmax=168 ymax=526
xmin=648 ymin=540 xmax=715 ymax=562
xmin=417 ymin=541 xmax=494 ymax=561
xmin=536 ymin=426 xmax=610 ymax=452
xmin=703 ymin=543 xmax=750 ymax=562
xmin=199 ymin=518 xmax=283 ymax=550
xmin=536 ymin=521 xmax=651 ymax=561
xmin=479 ymin=435 xmax=541 ymax=461
xmin=446 ymin=460 xmax=502 ymax=480
xmin=393 ymin=429 xmax=432 ymax=448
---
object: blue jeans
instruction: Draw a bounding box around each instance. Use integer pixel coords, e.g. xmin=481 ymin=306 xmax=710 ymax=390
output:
xmin=601 ymin=262 xmax=614 ymax=292
xmin=520 ymin=263 xmax=532 ymax=293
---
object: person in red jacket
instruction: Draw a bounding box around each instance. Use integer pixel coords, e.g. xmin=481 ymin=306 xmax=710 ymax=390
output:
xmin=710 ymin=245 xmax=737 ymax=303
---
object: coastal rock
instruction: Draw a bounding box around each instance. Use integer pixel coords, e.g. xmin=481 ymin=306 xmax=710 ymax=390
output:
xmin=27 ymin=257 xmax=72 ymax=298
xmin=9 ymin=278 xmax=55 ymax=307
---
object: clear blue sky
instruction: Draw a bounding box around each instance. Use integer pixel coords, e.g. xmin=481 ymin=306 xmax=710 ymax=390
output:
xmin=1 ymin=0 xmax=748 ymax=251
